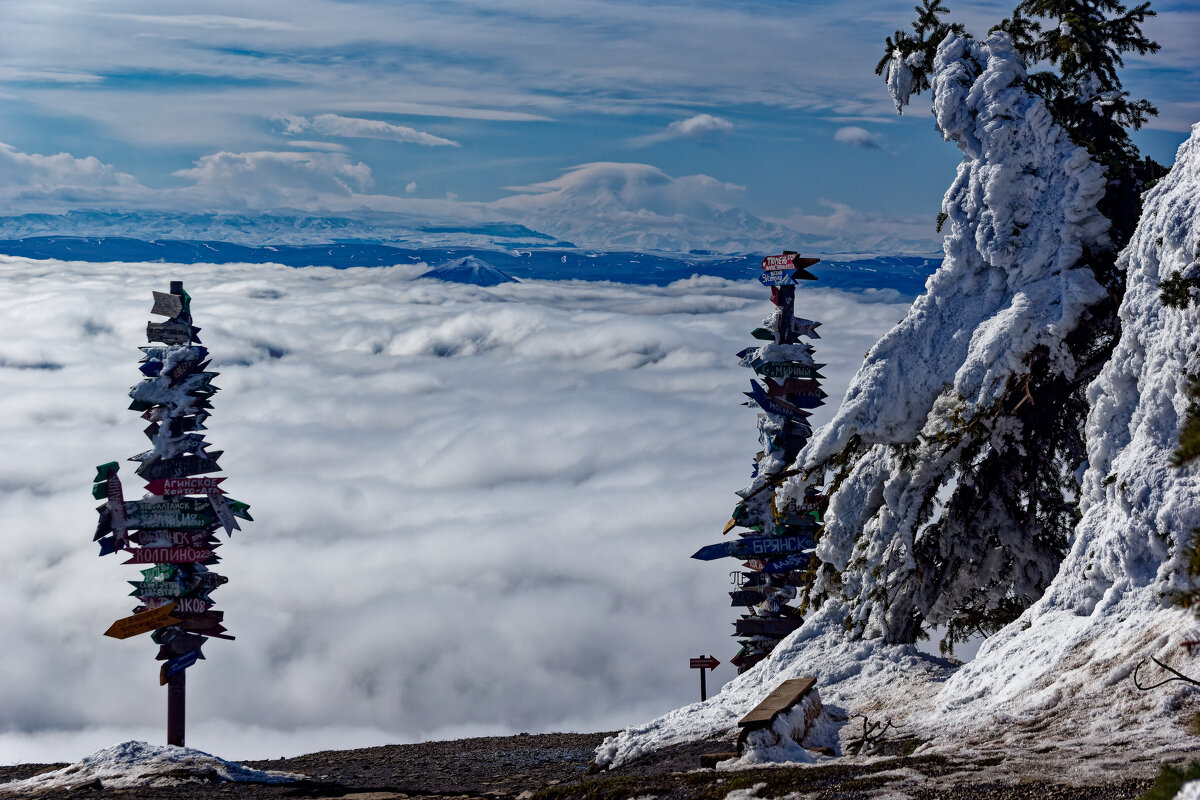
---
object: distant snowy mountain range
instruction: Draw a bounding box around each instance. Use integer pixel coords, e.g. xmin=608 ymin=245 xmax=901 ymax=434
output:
xmin=0 ymin=200 xmax=941 ymax=258
xmin=0 ymin=229 xmax=940 ymax=296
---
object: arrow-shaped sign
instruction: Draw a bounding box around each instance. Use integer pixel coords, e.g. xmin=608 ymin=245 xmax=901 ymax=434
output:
xmin=104 ymin=602 xmax=180 ymax=639
xmin=146 ymin=321 xmax=199 ymax=346
xmin=760 ymin=551 xmax=815 ymax=573
xmin=755 ymin=362 xmax=825 ymax=380
xmin=122 ymin=547 xmax=219 ymax=565
xmin=160 ymin=648 xmax=204 ymax=685
xmin=744 ymin=381 xmax=811 ymax=422
xmin=151 ymin=291 xmax=185 ymax=319
xmin=734 ymin=617 xmax=803 ymax=638
xmin=145 ymin=476 xmax=226 ymax=496
xmin=692 ymin=532 xmax=816 ymax=561
xmin=761 ymin=253 xmax=820 ymax=272
xmin=135 ymin=451 xmax=223 ymax=482
xmin=689 ymin=656 xmax=720 ymax=670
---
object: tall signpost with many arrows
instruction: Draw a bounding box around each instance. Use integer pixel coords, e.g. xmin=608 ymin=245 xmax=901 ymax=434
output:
xmin=93 ymin=282 xmax=251 ymax=747
xmin=692 ymin=253 xmax=829 ymax=674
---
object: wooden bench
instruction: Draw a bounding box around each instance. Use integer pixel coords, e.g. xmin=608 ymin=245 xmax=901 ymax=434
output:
xmin=735 ymin=676 xmax=820 ymax=753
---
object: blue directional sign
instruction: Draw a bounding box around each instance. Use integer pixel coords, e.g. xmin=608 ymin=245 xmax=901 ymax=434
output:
xmin=692 ymin=532 xmax=816 ymax=561
xmin=165 ymin=648 xmax=203 ymax=679
xmin=757 ymin=269 xmax=795 ymax=287
xmin=761 ymin=551 xmax=815 ymax=573
xmin=744 ymin=381 xmax=812 ymax=423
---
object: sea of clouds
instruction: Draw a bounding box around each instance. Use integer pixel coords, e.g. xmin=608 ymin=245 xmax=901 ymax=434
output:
xmin=0 ymin=256 xmax=908 ymax=763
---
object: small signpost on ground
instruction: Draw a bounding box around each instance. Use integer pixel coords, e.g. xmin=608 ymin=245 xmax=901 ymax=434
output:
xmin=689 ymin=655 xmax=720 ymax=701
xmin=92 ymin=282 xmax=251 ymax=747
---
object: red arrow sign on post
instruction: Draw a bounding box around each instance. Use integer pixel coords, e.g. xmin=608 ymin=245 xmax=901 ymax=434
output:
xmin=690 ymin=655 xmax=720 ymax=701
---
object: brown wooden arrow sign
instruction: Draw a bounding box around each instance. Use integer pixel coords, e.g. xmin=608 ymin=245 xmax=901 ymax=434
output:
xmin=104 ymin=602 xmax=181 ymax=639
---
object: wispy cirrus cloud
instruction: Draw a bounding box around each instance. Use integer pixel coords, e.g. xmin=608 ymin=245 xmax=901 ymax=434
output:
xmin=277 ymin=114 xmax=460 ymax=147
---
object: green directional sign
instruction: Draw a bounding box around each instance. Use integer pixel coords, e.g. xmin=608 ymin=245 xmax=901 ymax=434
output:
xmin=129 ymin=580 xmax=190 ymax=598
xmin=122 ymin=499 xmax=217 ymax=529
xmin=140 ymin=564 xmax=178 ymax=582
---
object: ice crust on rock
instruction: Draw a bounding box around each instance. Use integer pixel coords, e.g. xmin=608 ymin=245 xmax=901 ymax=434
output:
xmin=0 ymin=741 xmax=299 ymax=794
xmin=596 ymin=39 xmax=1200 ymax=771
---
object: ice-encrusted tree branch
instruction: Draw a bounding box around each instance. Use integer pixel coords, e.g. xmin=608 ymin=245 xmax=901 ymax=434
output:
xmin=784 ymin=31 xmax=1117 ymax=647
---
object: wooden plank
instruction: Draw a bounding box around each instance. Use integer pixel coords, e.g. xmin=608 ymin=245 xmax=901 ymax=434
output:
xmin=737 ymin=677 xmax=817 ymax=729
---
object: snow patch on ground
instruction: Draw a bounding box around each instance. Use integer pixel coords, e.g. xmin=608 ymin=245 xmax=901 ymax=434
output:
xmin=0 ymin=741 xmax=300 ymax=794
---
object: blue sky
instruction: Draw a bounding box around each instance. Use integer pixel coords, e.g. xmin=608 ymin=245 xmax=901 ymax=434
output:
xmin=0 ymin=0 xmax=1196 ymax=249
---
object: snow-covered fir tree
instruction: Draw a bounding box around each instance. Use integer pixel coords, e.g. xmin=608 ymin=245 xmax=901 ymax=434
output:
xmin=783 ymin=0 xmax=1162 ymax=651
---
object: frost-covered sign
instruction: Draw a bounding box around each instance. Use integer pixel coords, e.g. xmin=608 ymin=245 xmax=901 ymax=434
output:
xmin=692 ymin=257 xmax=829 ymax=674
xmin=92 ymin=281 xmax=252 ymax=747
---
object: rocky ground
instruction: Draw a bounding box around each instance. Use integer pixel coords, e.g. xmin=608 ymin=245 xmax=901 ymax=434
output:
xmin=0 ymin=731 xmax=1171 ymax=800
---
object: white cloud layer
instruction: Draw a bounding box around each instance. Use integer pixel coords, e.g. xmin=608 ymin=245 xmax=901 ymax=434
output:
xmin=0 ymin=256 xmax=906 ymax=763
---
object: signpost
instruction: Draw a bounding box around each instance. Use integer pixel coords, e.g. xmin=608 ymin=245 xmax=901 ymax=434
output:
xmin=91 ymin=282 xmax=250 ymax=747
xmin=104 ymin=603 xmax=181 ymax=639
xmin=689 ymin=655 xmax=720 ymax=701
xmin=701 ymin=254 xmax=827 ymax=673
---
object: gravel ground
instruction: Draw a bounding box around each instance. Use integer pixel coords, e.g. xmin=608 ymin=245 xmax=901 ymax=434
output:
xmin=0 ymin=731 xmax=1166 ymax=800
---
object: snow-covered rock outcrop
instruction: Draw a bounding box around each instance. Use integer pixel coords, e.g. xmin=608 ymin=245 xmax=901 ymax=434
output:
xmin=596 ymin=35 xmax=1200 ymax=769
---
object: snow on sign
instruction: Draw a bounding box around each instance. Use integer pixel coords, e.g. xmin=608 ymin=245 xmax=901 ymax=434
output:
xmin=708 ymin=254 xmax=825 ymax=672
xmin=90 ymin=281 xmax=251 ymax=748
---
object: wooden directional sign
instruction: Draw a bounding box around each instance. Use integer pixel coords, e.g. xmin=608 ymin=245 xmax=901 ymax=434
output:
xmin=766 ymin=378 xmax=821 ymax=397
xmin=160 ymin=648 xmax=203 ymax=685
xmin=122 ymin=547 xmax=218 ymax=565
xmin=755 ymin=361 xmax=825 ymax=380
xmin=105 ymin=470 xmax=130 ymax=550
xmin=142 ymin=596 xmax=212 ymax=615
xmin=744 ymin=381 xmax=811 ymax=422
xmin=761 ymin=551 xmax=814 ymax=573
xmin=151 ymin=291 xmax=184 ymax=319
xmin=129 ymin=580 xmax=189 ymax=598
xmin=135 ymin=451 xmax=223 ymax=482
xmin=730 ymin=590 xmax=764 ymax=607
xmin=689 ymin=656 xmax=720 ymax=670
xmin=692 ymin=533 xmax=815 ymax=561
xmin=121 ymin=499 xmax=217 ymax=529
xmin=146 ymin=320 xmax=195 ymax=346
xmin=146 ymin=477 xmax=226 ymax=496
xmin=734 ymin=617 xmax=802 ymax=638
xmin=105 ymin=602 xmax=180 ymax=639
xmin=761 ymin=253 xmax=820 ymax=272
xmin=208 ymin=491 xmax=239 ymax=534
xmin=758 ymin=269 xmax=796 ymax=287
xmin=131 ymin=530 xmax=219 ymax=549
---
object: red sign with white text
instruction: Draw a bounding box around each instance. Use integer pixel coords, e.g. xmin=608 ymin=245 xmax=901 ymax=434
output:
xmin=146 ymin=477 xmax=226 ymax=496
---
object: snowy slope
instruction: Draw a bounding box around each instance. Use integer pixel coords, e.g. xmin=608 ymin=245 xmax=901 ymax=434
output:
xmin=596 ymin=41 xmax=1200 ymax=771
